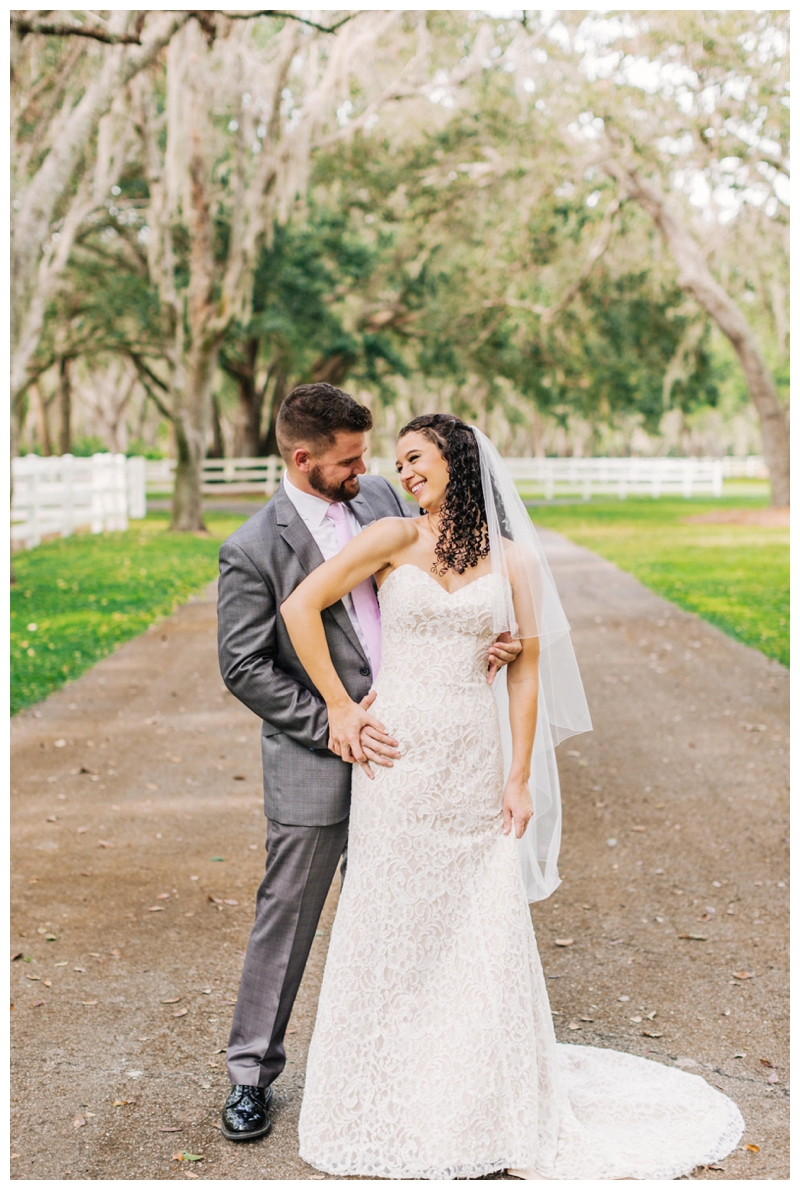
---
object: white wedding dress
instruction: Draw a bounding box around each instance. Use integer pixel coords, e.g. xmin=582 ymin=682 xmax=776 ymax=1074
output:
xmin=298 ymin=565 xmax=744 ymax=1179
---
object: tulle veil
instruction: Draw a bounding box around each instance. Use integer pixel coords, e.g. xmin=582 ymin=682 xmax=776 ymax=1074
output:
xmin=471 ymin=426 xmax=592 ymax=901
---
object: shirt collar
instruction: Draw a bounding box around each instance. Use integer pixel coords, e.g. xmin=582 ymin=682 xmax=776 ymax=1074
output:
xmin=282 ymin=472 xmax=337 ymax=529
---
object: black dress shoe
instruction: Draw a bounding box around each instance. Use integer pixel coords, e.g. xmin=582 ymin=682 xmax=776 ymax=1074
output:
xmin=221 ymin=1083 xmax=273 ymax=1141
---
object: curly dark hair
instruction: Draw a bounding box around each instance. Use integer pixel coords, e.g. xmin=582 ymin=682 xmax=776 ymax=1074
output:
xmin=398 ymin=413 xmax=490 ymax=575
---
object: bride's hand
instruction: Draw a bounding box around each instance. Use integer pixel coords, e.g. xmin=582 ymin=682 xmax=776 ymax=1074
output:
xmin=327 ymin=697 xmax=389 ymax=779
xmin=487 ymin=632 xmax=522 ymax=685
xmin=502 ymin=777 xmax=533 ymax=839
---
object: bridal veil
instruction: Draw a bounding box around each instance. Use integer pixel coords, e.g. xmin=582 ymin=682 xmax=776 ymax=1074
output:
xmin=471 ymin=426 xmax=592 ymax=901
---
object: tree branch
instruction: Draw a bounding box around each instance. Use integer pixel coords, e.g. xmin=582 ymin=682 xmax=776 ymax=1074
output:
xmin=129 ymin=353 xmax=174 ymax=422
xmin=221 ymin=11 xmax=354 ymax=35
xmin=11 ymin=17 xmax=144 ymax=45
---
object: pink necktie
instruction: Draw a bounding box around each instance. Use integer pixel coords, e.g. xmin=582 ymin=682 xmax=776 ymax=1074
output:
xmin=325 ymin=503 xmax=382 ymax=676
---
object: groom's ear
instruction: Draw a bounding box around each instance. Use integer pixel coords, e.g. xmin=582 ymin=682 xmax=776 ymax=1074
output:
xmin=293 ymin=447 xmax=312 ymax=472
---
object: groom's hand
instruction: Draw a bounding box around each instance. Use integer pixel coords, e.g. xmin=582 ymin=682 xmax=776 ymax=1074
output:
xmin=358 ymin=691 xmax=401 ymax=772
xmin=487 ymin=632 xmax=523 ymax=685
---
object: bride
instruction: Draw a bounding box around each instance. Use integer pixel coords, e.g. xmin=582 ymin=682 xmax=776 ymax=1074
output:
xmin=280 ymin=413 xmax=744 ymax=1180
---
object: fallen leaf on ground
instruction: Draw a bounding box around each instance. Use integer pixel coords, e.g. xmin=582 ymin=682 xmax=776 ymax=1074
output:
xmin=733 ymin=971 xmax=755 ymax=980
xmin=81 ymin=1000 xmax=98 ymax=1006
xmin=745 ymin=1144 xmax=760 ymax=1153
xmin=678 ymin=933 xmax=707 ymax=941
xmin=11 ymin=952 xmax=23 ymax=962
xmin=160 ymin=1126 xmax=182 ymax=1133
xmin=567 ymin=1022 xmax=581 ymax=1030
xmin=233 ymin=774 xmax=246 ymax=780
xmin=554 ymin=938 xmax=574 ymax=947
xmin=630 ymin=826 xmax=646 ymax=832
xmin=759 ymin=1058 xmax=776 ymax=1068
xmin=219 ymin=998 xmax=237 ymax=1006
xmin=642 ymin=1030 xmax=663 ymax=1038
xmin=26 ymin=974 xmax=41 ymax=981
xmin=207 ymin=896 xmax=223 ymax=905
xmin=73 ymin=1115 xmax=86 ymax=1128
xmin=707 ymin=1164 xmax=725 ymax=1172
xmin=43 ymin=980 xmax=52 ymax=987
xmin=286 ymin=1026 xmax=297 ymax=1034
xmin=173 ymin=1008 xmax=188 ymax=1018
xmin=172 ymin=1152 xmax=203 ymax=1162
xmin=97 ymin=840 xmax=114 ymax=848
xmin=157 ymin=892 xmax=170 ymax=900
xmin=161 ymin=997 xmax=181 ymax=1004
xmin=74 ymin=966 xmax=85 ymax=972
xmin=113 ymin=1100 xmax=132 ymax=1107
xmin=44 ymin=933 xmax=58 ymax=941
xmin=54 ymin=961 xmax=68 ymax=966
xmin=32 ymin=999 xmax=46 ymax=1007
xmin=224 ymin=899 xmax=239 ymax=906
xmin=580 ymin=1016 xmax=594 ymax=1022
xmin=148 ymin=907 xmax=165 ymax=912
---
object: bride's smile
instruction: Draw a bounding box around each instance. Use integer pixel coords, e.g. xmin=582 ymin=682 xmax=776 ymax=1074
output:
xmin=395 ymin=430 xmax=451 ymax=512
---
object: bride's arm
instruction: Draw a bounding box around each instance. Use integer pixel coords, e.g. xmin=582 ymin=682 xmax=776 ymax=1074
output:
xmin=503 ymin=636 xmax=540 ymax=838
xmin=281 ymin=516 xmax=416 ymax=769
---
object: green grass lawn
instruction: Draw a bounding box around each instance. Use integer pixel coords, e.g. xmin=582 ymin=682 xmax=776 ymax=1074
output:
xmin=10 ymin=512 xmax=247 ymax=716
xmin=529 ymin=497 xmax=788 ymax=668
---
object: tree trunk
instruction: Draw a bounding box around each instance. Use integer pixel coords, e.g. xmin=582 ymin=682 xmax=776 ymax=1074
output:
xmin=33 ymin=381 xmax=53 ymax=456
xmin=208 ymin=393 xmax=226 ymax=459
xmin=170 ymin=341 xmax=218 ymax=532
xmin=260 ymin=367 xmax=289 ymax=457
xmin=58 ymin=355 xmax=72 ymax=455
xmin=224 ymin=337 xmax=265 ymax=457
xmin=611 ymin=163 xmax=789 ymax=506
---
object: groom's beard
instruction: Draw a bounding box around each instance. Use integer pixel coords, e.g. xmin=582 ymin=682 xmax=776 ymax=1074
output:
xmin=308 ymin=466 xmax=360 ymax=503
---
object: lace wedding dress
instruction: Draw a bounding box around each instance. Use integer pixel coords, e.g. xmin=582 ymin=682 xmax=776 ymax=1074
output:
xmin=298 ymin=565 xmax=744 ymax=1179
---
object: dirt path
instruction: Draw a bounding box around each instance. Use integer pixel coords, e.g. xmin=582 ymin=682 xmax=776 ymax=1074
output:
xmin=11 ymin=529 xmax=788 ymax=1181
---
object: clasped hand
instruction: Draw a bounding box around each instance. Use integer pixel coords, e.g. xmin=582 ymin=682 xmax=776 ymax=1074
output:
xmin=326 ymin=691 xmax=399 ymax=779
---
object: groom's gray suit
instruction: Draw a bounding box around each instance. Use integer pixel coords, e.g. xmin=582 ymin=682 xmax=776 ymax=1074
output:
xmin=217 ymin=475 xmax=409 ymax=1087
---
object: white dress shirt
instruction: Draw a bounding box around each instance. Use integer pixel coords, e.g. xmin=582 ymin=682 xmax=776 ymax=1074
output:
xmin=282 ymin=473 xmax=370 ymax=659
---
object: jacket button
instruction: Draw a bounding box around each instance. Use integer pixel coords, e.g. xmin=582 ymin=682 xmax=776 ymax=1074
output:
xmin=359 ymin=665 xmax=370 ymax=677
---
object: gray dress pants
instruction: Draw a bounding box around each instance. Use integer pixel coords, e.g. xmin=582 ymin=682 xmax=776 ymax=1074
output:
xmin=226 ymin=817 xmax=349 ymax=1087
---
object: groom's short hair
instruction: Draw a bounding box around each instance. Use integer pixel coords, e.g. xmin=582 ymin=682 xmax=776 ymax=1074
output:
xmin=276 ymin=383 xmax=373 ymax=460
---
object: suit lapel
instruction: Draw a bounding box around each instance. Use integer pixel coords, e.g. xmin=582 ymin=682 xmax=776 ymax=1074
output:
xmin=348 ymin=491 xmax=376 ymax=529
xmin=277 ymin=487 xmax=367 ymax=664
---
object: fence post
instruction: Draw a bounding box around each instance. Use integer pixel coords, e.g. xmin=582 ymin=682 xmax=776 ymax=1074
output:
xmin=682 ymin=459 xmax=693 ymax=499
xmin=61 ymin=453 xmax=75 ymax=537
xmin=544 ymin=461 xmax=554 ymax=501
xmin=127 ymin=456 xmax=147 ymax=518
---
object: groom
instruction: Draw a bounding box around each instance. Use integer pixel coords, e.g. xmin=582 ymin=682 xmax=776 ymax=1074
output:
xmin=216 ymin=383 xmax=519 ymax=1142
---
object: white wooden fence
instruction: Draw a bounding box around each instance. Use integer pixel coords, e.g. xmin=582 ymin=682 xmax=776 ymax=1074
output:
xmin=145 ymin=456 xmax=285 ymax=496
xmin=371 ymin=455 xmax=725 ymax=500
xmin=143 ymin=454 xmax=744 ymax=501
xmin=11 ymin=454 xmax=146 ymax=550
xmin=14 ymin=450 xmax=753 ymax=551
xmin=719 ymin=455 xmax=768 ymax=479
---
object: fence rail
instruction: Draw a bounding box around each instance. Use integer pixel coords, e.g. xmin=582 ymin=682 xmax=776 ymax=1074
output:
xmin=145 ymin=456 xmax=285 ymax=495
xmin=11 ymin=454 xmax=145 ymax=550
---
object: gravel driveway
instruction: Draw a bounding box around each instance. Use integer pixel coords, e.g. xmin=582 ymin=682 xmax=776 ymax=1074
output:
xmin=11 ymin=529 xmax=788 ymax=1180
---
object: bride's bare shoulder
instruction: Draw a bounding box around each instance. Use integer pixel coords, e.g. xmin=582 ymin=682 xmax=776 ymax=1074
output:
xmin=362 ymin=515 xmax=419 ymax=548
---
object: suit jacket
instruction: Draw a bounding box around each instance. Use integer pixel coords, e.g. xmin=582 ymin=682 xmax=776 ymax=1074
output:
xmin=217 ymin=475 xmax=409 ymax=826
